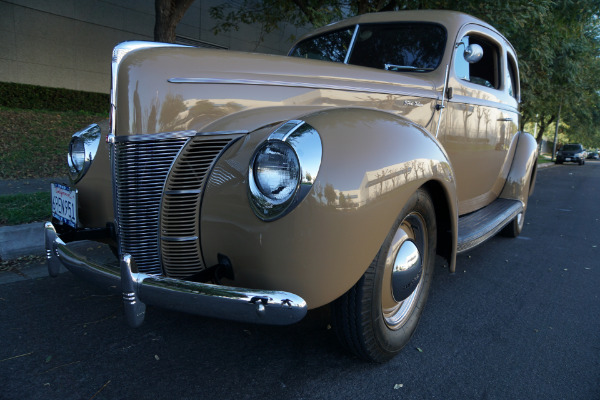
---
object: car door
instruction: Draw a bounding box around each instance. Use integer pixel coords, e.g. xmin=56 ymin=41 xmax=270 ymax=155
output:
xmin=441 ymin=24 xmax=520 ymax=215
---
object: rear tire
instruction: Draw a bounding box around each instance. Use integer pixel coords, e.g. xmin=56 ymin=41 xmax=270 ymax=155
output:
xmin=331 ymin=188 xmax=437 ymax=362
xmin=500 ymin=210 xmax=525 ymax=238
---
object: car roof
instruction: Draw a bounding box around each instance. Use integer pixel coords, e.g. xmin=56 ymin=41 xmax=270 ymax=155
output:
xmin=293 ymin=10 xmax=511 ymax=55
xmin=301 ymin=10 xmax=498 ymax=39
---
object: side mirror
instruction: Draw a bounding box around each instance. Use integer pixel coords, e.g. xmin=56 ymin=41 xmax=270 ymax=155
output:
xmin=464 ymin=44 xmax=483 ymax=64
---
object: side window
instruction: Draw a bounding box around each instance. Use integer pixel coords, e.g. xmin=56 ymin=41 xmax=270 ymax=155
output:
xmin=506 ymin=54 xmax=519 ymax=99
xmin=454 ymin=34 xmax=501 ymax=89
xmin=289 ymin=28 xmax=355 ymax=63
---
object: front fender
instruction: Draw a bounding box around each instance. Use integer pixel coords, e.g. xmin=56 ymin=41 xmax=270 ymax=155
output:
xmin=200 ymin=108 xmax=457 ymax=308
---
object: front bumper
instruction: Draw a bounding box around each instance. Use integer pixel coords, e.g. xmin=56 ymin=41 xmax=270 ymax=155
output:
xmin=556 ymin=155 xmax=583 ymax=163
xmin=44 ymin=222 xmax=307 ymax=327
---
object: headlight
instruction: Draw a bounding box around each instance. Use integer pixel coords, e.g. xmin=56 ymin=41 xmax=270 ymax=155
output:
xmin=69 ymin=137 xmax=86 ymax=173
xmin=249 ymin=120 xmax=322 ymax=221
xmin=574 ymin=152 xmax=583 ymax=158
xmin=68 ymin=124 xmax=101 ymax=183
xmin=253 ymin=141 xmax=300 ymax=203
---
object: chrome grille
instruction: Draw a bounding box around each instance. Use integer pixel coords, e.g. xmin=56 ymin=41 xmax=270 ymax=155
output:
xmin=114 ymin=137 xmax=189 ymax=274
xmin=114 ymin=132 xmax=242 ymax=277
xmin=160 ymin=137 xmax=239 ymax=278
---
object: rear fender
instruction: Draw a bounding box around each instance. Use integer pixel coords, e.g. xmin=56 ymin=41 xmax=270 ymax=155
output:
xmin=500 ymin=131 xmax=538 ymax=205
xmin=201 ymin=107 xmax=457 ymax=308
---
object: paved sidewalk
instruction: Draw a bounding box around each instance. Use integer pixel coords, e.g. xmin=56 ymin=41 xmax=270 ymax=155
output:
xmin=0 ymin=176 xmax=67 ymax=196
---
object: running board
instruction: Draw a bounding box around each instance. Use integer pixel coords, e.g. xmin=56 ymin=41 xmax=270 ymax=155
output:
xmin=457 ymin=198 xmax=523 ymax=253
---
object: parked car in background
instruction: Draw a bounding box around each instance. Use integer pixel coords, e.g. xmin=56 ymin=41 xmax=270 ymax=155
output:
xmin=586 ymin=150 xmax=599 ymax=160
xmin=46 ymin=10 xmax=537 ymax=362
xmin=556 ymin=144 xmax=586 ymax=165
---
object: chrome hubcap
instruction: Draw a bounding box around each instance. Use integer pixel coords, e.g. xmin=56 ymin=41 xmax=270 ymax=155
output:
xmin=381 ymin=212 xmax=426 ymax=330
xmin=391 ymin=240 xmax=421 ymax=302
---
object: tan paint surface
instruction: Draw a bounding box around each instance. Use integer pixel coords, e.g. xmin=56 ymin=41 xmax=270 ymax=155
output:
xmin=201 ymin=109 xmax=456 ymax=308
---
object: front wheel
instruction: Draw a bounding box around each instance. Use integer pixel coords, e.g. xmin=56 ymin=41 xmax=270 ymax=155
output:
xmin=331 ymin=188 xmax=437 ymax=362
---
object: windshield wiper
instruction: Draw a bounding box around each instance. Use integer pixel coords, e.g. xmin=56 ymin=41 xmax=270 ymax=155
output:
xmin=384 ymin=64 xmax=434 ymax=72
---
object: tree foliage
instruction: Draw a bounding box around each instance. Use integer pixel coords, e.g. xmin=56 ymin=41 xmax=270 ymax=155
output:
xmin=210 ymin=0 xmax=600 ymax=146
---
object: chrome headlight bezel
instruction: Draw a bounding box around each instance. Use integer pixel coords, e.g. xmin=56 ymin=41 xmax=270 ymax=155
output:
xmin=68 ymin=123 xmax=101 ymax=183
xmin=248 ymin=120 xmax=322 ymax=221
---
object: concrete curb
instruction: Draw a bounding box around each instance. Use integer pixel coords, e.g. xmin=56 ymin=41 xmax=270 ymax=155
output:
xmin=0 ymin=222 xmax=45 ymax=260
xmin=537 ymin=162 xmax=556 ymax=169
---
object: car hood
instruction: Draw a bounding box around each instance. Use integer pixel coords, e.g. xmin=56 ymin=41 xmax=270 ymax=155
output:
xmin=114 ymin=46 xmax=439 ymax=136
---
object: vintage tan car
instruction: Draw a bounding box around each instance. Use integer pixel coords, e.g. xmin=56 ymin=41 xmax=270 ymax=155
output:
xmin=45 ymin=10 xmax=537 ymax=362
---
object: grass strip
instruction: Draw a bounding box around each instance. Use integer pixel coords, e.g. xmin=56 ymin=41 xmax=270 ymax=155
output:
xmin=0 ymin=107 xmax=105 ymax=179
xmin=0 ymin=192 xmax=51 ymax=226
xmin=537 ymin=153 xmax=553 ymax=164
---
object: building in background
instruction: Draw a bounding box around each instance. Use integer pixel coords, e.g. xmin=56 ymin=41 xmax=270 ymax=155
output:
xmin=0 ymin=0 xmax=307 ymax=94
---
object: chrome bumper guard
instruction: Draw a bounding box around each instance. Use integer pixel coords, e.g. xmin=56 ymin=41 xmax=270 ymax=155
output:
xmin=45 ymin=222 xmax=307 ymax=327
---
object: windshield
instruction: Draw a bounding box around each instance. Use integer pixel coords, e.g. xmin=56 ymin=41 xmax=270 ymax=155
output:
xmin=290 ymin=22 xmax=447 ymax=72
xmin=561 ymin=145 xmax=582 ymax=152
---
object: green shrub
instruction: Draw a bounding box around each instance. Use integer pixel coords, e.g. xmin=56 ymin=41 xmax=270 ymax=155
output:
xmin=0 ymin=82 xmax=109 ymax=114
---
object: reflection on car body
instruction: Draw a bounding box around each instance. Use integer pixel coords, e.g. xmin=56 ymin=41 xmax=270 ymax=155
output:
xmin=46 ymin=10 xmax=537 ymax=362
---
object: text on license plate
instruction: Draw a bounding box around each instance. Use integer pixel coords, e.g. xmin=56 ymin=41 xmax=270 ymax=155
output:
xmin=51 ymin=183 xmax=78 ymax=228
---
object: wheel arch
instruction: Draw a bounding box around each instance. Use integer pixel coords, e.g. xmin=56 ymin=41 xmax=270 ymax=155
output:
xmin=421 ymin=179 xmax=457 ymax=273
xmin=500 ymin=131 xmax=538 ymax=205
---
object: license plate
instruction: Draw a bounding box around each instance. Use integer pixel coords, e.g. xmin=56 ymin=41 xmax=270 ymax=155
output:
xmin=565 ymin=157 xmax=571 ymax=161
xmin=51 ymin=183 xmax=78 ymax=228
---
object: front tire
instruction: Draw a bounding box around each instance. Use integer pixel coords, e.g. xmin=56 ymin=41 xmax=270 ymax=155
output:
xmin=331 ymin=188 xmax=437 ymax=362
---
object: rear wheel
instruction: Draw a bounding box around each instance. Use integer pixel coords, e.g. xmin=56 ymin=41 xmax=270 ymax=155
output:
xmin=331 ymin=188 xmax=437 ymax=362
xmin=500 ymin=210 xmax=525 ymax=238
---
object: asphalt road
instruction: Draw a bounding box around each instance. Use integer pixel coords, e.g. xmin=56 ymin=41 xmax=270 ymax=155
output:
xmin=1 ymin=162 xmax=599 ymax=400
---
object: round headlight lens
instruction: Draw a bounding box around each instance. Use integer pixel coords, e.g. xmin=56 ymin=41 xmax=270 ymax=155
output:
xmin=69 ymin=137 xmax=86 ymax=173
xmin=253 ymin=141 xmax=300 ymax=203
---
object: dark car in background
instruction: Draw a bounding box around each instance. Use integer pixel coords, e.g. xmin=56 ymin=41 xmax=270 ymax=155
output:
xmin=586 ymin=150 xmax=599 ymax=160
xmin=556 ymin=144 xmax=586 ymax=165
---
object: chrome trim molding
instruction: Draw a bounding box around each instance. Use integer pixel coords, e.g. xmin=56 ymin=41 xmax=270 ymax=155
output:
xmin=111 ymin=41 xmax=189 ymax=135
xmin=113 ymin=129 xmax=247 ymax=143
xmin=68 ymin=124 xmax=101 ymax=183
xmin=248 ymin=120 xmax=323 ymax=221
xmin=435 ymin=64 xmax=450 ymax=138
xmin=44 ymin=222 xmax=307 ymax=326
xmin=168 ymin=77 xmax=436 ymax=99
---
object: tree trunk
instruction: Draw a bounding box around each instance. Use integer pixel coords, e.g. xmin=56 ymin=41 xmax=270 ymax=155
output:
xmin=535 ymin=114 xmax=555 ymax=144
xmin=154 ymin=0 xmax=196 ymax=43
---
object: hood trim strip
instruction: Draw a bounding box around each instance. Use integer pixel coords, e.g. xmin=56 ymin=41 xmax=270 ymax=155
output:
xmin=168 ymin=77 xmax=437 ymax=99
